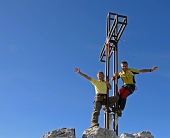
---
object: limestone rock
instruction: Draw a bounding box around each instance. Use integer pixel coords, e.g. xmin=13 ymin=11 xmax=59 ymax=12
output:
xmin=42 ymin=128 xmax=76 ymax=138
xmin=119 ymin=133 xmax=135 ymax=138
xmin=42 ymin=127 xmax=154 ymax=138
xmin=119 ymin=131 xmax=154 ymax=138
xmin=82 ymin=126 xmax=118 ymax=138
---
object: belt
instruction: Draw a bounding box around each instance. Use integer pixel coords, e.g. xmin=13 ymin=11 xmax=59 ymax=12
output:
xmin=96 ymin=94 xmax=107 ymax=100
xmin=96 ymin=93 xmax=107 ymax=96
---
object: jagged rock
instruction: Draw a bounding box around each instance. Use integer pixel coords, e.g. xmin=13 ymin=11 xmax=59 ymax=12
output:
xmin=42 ymin=127 xmax=154 ymax=138
xmin=135 ymin=131 xmax=154 ymax=138
xmin=82 ymin=126 xmax=119 ymax=138
xmin=42 ymin=128 xmax=76 ymax=138
xmin=119 ymin=133 xmax=135 ymax=138
xmin=119 ymin=131 xmax=154 ymax=138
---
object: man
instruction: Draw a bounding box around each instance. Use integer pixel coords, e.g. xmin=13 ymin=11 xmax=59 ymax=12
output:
xmin=111 ymin=61 xmax=158 ymax=117
xmin=74 ymin=67 xmax=119 ymax=128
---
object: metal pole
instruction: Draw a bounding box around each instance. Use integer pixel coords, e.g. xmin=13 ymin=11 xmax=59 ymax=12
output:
xmin=105 ymin=39 xmax=110 ymax=129
xmin=104 ymin=13 xmax=110 ymax=129
xmin=113 ymin=24 xmax=119 ymax=135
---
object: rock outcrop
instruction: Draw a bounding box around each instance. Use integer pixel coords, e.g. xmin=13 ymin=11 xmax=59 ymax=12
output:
xmin=42 ymin=128 xmax=76 ymax=138
xmin=42 ymin=128 xmax=154 ymax=138
xmin=82 ymin=126 xmax=118 ymax=138
xmin=120 ymin=131 xmax=154 ymax=138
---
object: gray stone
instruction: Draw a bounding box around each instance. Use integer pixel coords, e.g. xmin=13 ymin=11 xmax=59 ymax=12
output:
xmin=42 ymin=127 xmax=154 ymax=138
xmin=82 ymin=126 xmax=118 ymax=138
xmin=135 ymin=131 xmax=154 ymax=138
xmin=42 ymin=128 xmax=76 ymax=138
xmin=119 ymin=131 xmax=154 ymax=138
xmin=119 ymin=133 xmax=135 ymax=138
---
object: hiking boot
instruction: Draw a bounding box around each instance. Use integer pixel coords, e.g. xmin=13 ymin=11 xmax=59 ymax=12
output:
xmin=90 ymin=123 xmax=99 ymax=128
xmin=111 ymin=107 xmax=122 ymax=117
xmin=117 ymin=109 xmax=122 ymax=117
xmin=102 ymin=106 xmax=111 ymax=113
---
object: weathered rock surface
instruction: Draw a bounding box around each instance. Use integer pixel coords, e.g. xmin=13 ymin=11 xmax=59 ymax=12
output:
xmin=82 ymin=126 xmax=118 ymax=138
xmin=119 ymin=131 xmax=154 ymax=138
xmin=42 ymin=128 xmax=76 ymax=138
xmin=42 ymin=128 xmax=154 ymax=138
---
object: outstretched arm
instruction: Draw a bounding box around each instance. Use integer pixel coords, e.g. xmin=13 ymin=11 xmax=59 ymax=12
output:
xmin=140 ymin=66 xmax=158 ymax=73
xmin=74 ymin=67 xmax=91 ymax=81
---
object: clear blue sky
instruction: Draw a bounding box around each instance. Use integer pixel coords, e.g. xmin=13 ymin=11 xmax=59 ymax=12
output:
xmin=0 ymin=0 xmax=169 ymax=138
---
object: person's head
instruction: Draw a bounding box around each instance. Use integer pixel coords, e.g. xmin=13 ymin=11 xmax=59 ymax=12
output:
xmin=121 ymin=61 xmax=128 ymax=71
xmin=97 ymin=71 xmax=105 ymax=81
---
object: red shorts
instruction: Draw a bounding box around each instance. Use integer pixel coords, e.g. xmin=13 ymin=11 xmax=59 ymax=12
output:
xmin=118 ymin=85 xmax=135 ymax=99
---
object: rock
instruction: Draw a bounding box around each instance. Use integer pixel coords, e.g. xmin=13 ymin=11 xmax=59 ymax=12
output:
xmin=82 ymin=126 xmax=118 ymax=138
xmin=119 ymin=133 xmax=135 ymax=138
xmin=42 ymin=128 xmax=76 ymax=138
xmin=42 ymin=128 xmax=154 ymax=138
xmin=135 ymin=131 xmax=154 ymax=138
xmin=119 ymin=131 xmax=154 ymax=138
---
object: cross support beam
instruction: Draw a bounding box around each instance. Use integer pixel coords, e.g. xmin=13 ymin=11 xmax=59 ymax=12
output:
xmin=99 ymin=12 xmax=127 ymax=62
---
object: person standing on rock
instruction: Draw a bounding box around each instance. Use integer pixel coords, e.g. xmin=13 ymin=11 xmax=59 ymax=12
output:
xmin=111 ymin=61 xmax=158 ymax=117
xmin=74 ymin=67 xmax=119 ymax=128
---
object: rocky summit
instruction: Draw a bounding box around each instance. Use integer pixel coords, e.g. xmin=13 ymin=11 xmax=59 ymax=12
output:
xmin=42 ymin=127 xmax=154 ymax=138
xmin=42 ymin=128 xmax=76 ymax=138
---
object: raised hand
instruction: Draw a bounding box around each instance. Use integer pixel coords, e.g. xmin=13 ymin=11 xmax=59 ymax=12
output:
xmin=74 ymin=67 xmax=80 ymax=73
xmin=114 ymin=72 xmax=119 ymax=76
xmin=152 ymin=66 xmax=158 ymax=72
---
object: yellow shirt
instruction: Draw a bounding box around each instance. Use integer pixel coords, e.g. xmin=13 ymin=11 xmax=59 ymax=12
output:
xmin=90 ymin=78 xmax=107 ymax=94
xmin=118 ymin=68 xmax=140 ymax=85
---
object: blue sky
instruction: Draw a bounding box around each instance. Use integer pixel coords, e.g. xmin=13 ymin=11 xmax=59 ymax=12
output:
xmin=0 ymin=0 xmax=169 ymax=138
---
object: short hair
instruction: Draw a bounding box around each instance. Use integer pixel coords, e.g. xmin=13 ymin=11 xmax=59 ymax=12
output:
xmin=98 ymin=71 xmax=104 ymax=75
xmin=121 ymin=61 xmax=128 ymax=65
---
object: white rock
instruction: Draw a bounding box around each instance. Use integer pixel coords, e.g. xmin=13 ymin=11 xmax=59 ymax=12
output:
xmin=120 ymin=131 xmax=154 ymax=138
xmin=135 ymin=131 xmax=154 ymax=138
xmin=119 ymin=133 xmax=135 ymax=138
xmin=82 ymin=126 xmax=118 ymax=138
xmin=42 ymin=128 xmax=76 ymax=138
xmin=42 ymin=127 xmax=154 ymax=138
